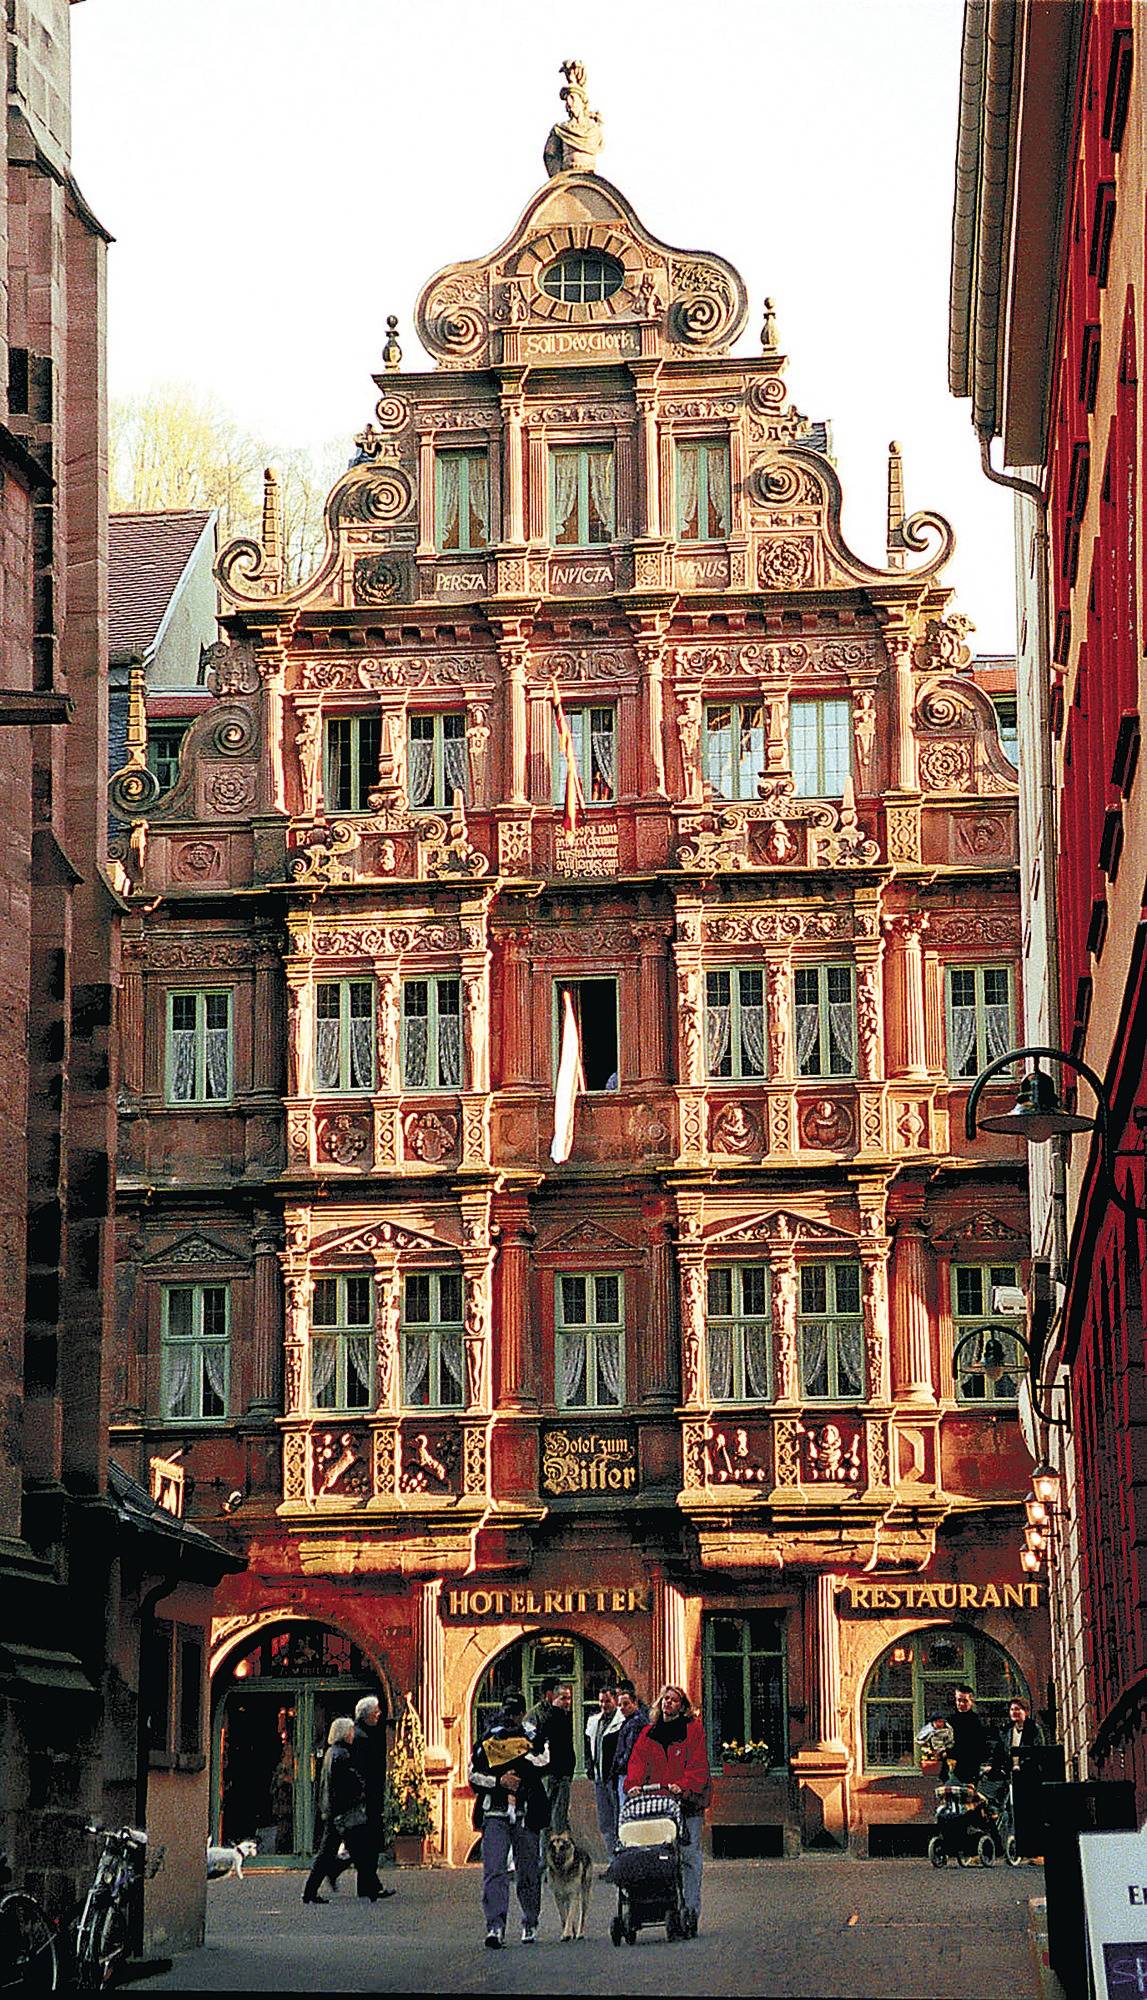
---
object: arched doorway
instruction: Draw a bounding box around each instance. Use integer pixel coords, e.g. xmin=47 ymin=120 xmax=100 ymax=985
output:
xmin=471 ymin=1632 xmax=621 ymax=1777
xmin=861 ymin=1625 xmax=1030 ymax=1773
xmin=213 ymin=1619 xmax=386 ymax=1864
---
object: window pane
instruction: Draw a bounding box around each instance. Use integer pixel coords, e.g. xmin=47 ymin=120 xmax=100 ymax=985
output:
xmin=201 ymin=1288 xmax=228 ymax=1340
xmin=706 ymin=443 xmax=731 ymax=538
xmin=438 ymin=1271 xmax=463 ymax=1323
xmin=405 ymin=1273 xmax=431 ymax=1323
xmin=740 ymin=1266 xmax=768 ymax=1317
xmin=736 ymin=706 xmax=763 ymax=799
xmin=955 ymin=1266 xmax=984 ymax=1316
xmin=312 ymin=1278 xmax=338 ymax=1326
xmin=166 ymin=1288 xmax=193 ymax=1340
xmin=801 ymin=1265 xmax=827 ymax=1314
xmin=560 ymin=1275 xmax=587 ymax=1325
xmin=832 ymin=1263 xmax=861 ymax=1315
xmin=705 ymin=706 xmax=734 ymax=797
xmin=344 ymin=1276 xmax=372 ymax=1325
xmin=708 ymin=1267 xmax=733 ymax=1316
xmin=594 ymin=1275 xmax=620 ymax=1323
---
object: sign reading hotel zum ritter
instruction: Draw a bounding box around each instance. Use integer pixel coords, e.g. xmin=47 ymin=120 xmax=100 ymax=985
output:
xmin=540 ymin=1424 xmax=637 ymax=1497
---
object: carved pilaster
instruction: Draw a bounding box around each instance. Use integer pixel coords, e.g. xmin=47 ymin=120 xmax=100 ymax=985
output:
xmin=641 ymin=1201 xmax=677 ymax=1403
xmin=416 ymin=1579 xmax=446 ymax=1753
xmin=252 ymin=942 xmax=281 ymax=1093
xmin=120 ymin=936 xmax=144 ymax=1095
xmin=860 ymin=1242 xmax=892 ymax=1405
xmin=498 ymin=930 xmax=534 ymax=1085
xmin=890 ymin=1219 xmax=936 ymax=1403
xmin=806 ymin=1574 xmax=847 ymax=1752
xmin=501 ymin=388 xmax=526 ymax=547
xmin=372 ymin=1254 xmax=400 ymax=1415
xmin=766 ymin=957 xmax=790 ymax=1080
xmin=493 ymin=1195 xmax=534 ymax=1408
xmin=416 ymin=429 xmax=435 ymax=555
xmin=677 ymin=1233 xmax=706 ymax=1407
xmin=855 ymin=950 xmax=885 ymax=1083
xmin=463 ymin=1261 xmax=493 ymax=1412
xmin=498 ymin=638 xmax=530 ymax=807
xmin=250 ymin=1216 xmax=283 ymax=1415
xmin=651 ymin=1575 xmax=688 ymax=1692
xmin=377 ymin=973 xmax=400 ymax=1094
xmin=634 ymin=924 xmax=667 ymax=1080
xmin=372 ymin=1421 xmax=399 ymax=1498
xmin=882 ymin=913 xmax=929 ymax=1078
xmin=285 ymin=970 xmax=313 ymax=1099
xmin=770 ymin=1240 xmax=799 ymax=1405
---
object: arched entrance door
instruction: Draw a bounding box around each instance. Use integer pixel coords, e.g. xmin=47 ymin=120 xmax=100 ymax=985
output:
xmin=213 ymin=1620 xmax=385 ymax=1864
xmin=471 ymin=1632 xmax=621 ymax=1777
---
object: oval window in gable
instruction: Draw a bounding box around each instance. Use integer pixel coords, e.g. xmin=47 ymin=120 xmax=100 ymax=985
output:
xmin=541 ymin=251 xmax=624 ymax=305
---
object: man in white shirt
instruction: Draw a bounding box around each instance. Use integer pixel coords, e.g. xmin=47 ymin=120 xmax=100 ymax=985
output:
xmin=584 ymin=1683 xmax=623 ymax=1859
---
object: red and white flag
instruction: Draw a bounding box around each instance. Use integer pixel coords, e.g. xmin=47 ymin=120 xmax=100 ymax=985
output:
xmin=551 ymin=988 xmax=585 ymax=1164
xmin=550 ymin=679 xmax=586 ymax=836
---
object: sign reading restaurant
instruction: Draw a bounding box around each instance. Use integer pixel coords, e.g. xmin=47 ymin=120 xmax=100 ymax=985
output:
xmin=840 ymin=1580 xmax=1043 ymax=1614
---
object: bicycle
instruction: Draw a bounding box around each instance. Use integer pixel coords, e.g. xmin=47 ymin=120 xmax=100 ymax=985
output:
xmin=0 ymin=1852 xmax=60 ymax=1994
xmin=74 ymin=1824 xmax=163 ymax=1992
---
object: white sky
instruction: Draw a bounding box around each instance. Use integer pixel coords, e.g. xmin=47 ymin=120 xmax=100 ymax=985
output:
xmin=70 ymin=0 xmax=1016 ymax=652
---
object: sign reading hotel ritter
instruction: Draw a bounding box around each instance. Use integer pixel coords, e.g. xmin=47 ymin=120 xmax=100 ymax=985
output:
xmin=446 ymin=1585 xmax=650 ymax=1618
xmin=841 ymin=1580 xmax=1043 ymax=1614
xmin=541 ymin=1424 xmax=637 ymax=1498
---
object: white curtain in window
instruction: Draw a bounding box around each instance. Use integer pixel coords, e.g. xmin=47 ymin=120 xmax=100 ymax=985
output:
xmin=837 ymin=1322 xmax=864 ymax=1397
xmin=201 ymin=1341 xmax=228 ymax=1410
xmin=311 ymin=1337 xmax=338 ymax=1408
xmin=588 ymin=451 xmax=614 ymax=539
xmin=407 ymin=736 xmax=434 ymax=807
xmin=590 ymin=715 xmax=615 ymax=794
xmin=163 ymin=1345 xmax=194 ymax=1418
xmin=707 ymin=448 xmax=731 ymax=537
xmin=596 ymin=1329 xmax=621 ymax=1405
xmin=949 ymin=997 xmax=978 ymax=1075
xmin=468 ymin=461 xmax=489 ymax=546
xmin=745 ymin=1322 xmax=770 ymax=1399
xmin=796 ymin=998 xmax=821 ymax=1073
xmin=349 ymin=1016 xmax=373 ymax=1090
xmin=706 ymin=1000 xmax=731 ymax=1075
xmin=444 ymin=732 xmax=468 ymax=801
xmin=437 ymin=454 xmax=461 ymax=548
xmin=800 ymin=1321 xmax=829 ymax=1396
xmin=171 ymin=1029 xmax=196 ymax=1103
xmin=553 ymin=453 xmax=579 ymax=540
xmin=560 ymin=1330 xmax=587 ymax=1405
xmin=677 ymin=446 xmax=699 ymax=538
xmin=315 ymin=1016 xmax=341 ymax=1091
xmin=439 ymin=1332 xmax=464 ymax=1404
xmin=437 ymin=1013 xmax=461 ymax=1089
xmin=347 ymin=1335 xmax=373 ymax=1405
xmin=740 ymin=1000 xmax=767 ymax=1077
xmin=404 ymin=1018 xmax=429 ymax=1089
xmin=403 ymin=1331 xmax=430 ymax=1405
xmin=828 ymin=998 xmax=855 ymax=1072
xmin=984 ymin=997 xmax=1011 ymax=1064
xmin=707 ymin=1323 xmax=733 ymax=1401
xmin=205 ymin=1025 xmax=229 ymax=1099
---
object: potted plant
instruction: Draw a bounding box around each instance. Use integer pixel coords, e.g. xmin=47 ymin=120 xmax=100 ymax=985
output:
xmin=383 ymin=1692 xmax=435 ymax=1866
xmin=720 ymin=1738 xmax=770 ymax=1771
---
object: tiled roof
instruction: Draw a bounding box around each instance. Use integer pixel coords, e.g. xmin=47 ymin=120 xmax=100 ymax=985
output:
xmin=108 ymin=508 xmax=212 ymax=658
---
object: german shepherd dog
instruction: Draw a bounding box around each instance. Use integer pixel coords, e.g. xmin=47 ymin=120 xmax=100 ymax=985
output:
xmin=544 ymin=1828 xmax=594 ymax=1940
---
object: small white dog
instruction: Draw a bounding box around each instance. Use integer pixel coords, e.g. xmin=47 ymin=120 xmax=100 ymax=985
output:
xmin=206 ymin=1838 xmax=258 ymax=1880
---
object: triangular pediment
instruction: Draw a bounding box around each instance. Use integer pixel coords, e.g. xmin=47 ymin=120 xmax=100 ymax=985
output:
xmin=310 ymin=1221 xmax=447 ymax=1263
xmin=415 ymin=171 xmax=748 ymax=371
xmin=144 ymin=1233 xmax=246 ymax=1267
xmin=547 ymin=1219 xmax=635 ymax=1253
xmin=706 ymin=1209 xmax=855 ymax=1251
xmin=960 ymin=1209 xmax=1027 ymax=1243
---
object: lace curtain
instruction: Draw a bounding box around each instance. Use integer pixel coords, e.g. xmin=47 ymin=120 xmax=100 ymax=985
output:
xmin=311 ymin=1336 xmax=338 ymax=1408
xmin=560 ymin=1330 xmax=587 ymax=1406
xmin=745 ymin=1322 xmax=770 ymax=1399
xmin=170 ymin=1027 xmax=196 ymax=1103
xmin=437 ymin=1011 xmax=462 ymax=1089
xmin=205 ymin=1024 xmax=229 ymax=1099
xmin=443 ymin=730 xmax=468 ymax=802
xmin=201 ymin=1342 xmax=228 ymax=1412
xmin=800 ymin=1320 xmax=829 ymax=1397
xmin=315 ymin=1016 xmax=341 ymax=1092
xmin=836 ymin=1322 xmax=864 ymax=1397
xmin=347 ymin=1335 xmax=372 ymax=1407
xmin=440 ymin=1332 xmax=464 ymax=1405
xmin=437 ymin=453 xmax=461 ymax=550
xmin=590 ymin=714 xmax=615 ymax=796
xmin=553 ymin=453 xmax=579 ymax=543
xmin=404 ymin=1016 xmax=429 ymax=1089
xmin=828 ymin=998 xmax=855 ymax=1073
xmin=677 ymin=446 xmax=699 ymax=539
xmin=595 ymin=1330 xmax=621 ymax=1405
xmin=403 ymin=1331 xmax=429 ymax=1406
xmin=706 ymin=447 xmax=731 ymax=538
xmin=588 ymin=450 xmax=614 ymax=540
xmin=707 ymin=1323 xmax=733 ymax=1402
xmin=706 ymin=999 xmax=731 ymax=1075
xmin=349 ymin=1014 xmax=373 ymax=1090
xmin=984 ymin=996 xmax=1011 ymax=1065
xmin=949 ymin=996 xmax=978 ymax=1077
xmin=796 ymin=997 xmax=821 ymax=1074
xmin=407 ymin=735 xmax=435 ymax=808
xmin=467 ymin=462 xmax=489 ymax=547
xmin=164 ymin=1345 xmax=194 ymax=1418
xmin=740 ymin=996 xmax=767 ymax=1077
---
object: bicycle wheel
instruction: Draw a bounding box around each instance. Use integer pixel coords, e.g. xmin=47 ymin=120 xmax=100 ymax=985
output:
xmin=0 ymin=1891 xmax=59 ymax=1994
xmin=95 ymin=1901 xmax=129 ymax=1989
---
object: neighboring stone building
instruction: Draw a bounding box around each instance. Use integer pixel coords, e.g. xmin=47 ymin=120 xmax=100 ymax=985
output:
xmin=108 ymin=507 xmax=219 ymax=806
xmin=0 ymin=0 xmax=240 ymax=1950
xmin=109 ymin=70 xmax=1043 ymax=1861
xmin=950 ymin=0 xmax=1147 ymax=1809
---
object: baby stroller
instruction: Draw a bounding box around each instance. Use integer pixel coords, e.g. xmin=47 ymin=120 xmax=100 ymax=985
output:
xmin=927 ymin=1773 xmax=1019 ymax=1867
xmin=607 ymin=1787 xmax=688 ymax=1945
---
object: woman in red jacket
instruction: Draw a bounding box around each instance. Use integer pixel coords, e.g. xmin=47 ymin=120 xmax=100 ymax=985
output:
xmin=623 ymin=1684 xmax=710 ymax=1936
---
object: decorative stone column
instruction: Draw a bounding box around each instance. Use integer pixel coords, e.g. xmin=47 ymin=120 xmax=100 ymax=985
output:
xmin=884 ymin=622 xmax=918 ymax=792
xmin=765 ymin=955 xmax=795 ymax=1156
xmin=651 ymin=1575 xmax=688 ymax=1694
xmin=369 ymin=1252 xmax=401 ymax=1499
xmin=501 ymin=385 xmax=526 ymax=547
xmin=493 ymin=1195 xmax=534 ymax=1408
xmin=882 ymin=913 xmax=928 ymax=1078
xmin=498 ymin=637 xmax=530 ymax=807
xmin=635 ymin=636 xmax=669 ymax=798
xmin=416 ymin=1578 xmax=447 ymax=1753
xmin=498 ymin=929 xmax=533 ymax=1086
xmin=641 ymin=1201 xmax=678 ymax=1404
xmin=890 ymin=1218 xmax=936 ymax=1403
xmin=792 ymin=1575 xmax=851 ymax=1847
xmin=252 ymin=939 xmax=281 ymax=1094
xmin=633 ymin=924 xmax=667 ymax=1082
xmin=249 ymin=1215 xmax=283 ymax=1416
xmin=119 ymin=934 xmax=144 ymax=1095
xmin=860 ymin=1241 xmax=892 ymax=1406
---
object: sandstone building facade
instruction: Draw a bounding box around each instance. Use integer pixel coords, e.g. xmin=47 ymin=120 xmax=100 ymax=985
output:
xmin=109 ymin=79 xmax=1044 ymax=1859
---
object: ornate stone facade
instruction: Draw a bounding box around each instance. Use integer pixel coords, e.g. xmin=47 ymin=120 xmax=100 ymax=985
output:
xmin=110 ymin=76 xmax=1042 ymax=1863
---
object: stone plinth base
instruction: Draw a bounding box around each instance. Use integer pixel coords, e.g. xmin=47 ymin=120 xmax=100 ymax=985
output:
xmin=791 ymin=1745 xmax=852 ymax=1849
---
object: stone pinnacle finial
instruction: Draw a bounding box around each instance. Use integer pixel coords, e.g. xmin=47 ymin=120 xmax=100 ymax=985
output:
xmin=261 ymin=467 xmax=283 ymax=589
xmin=760 ymin=297 xmax=778 ymax=353
xmin=382 ymin=315 xmax=402 ymax=373
xmin=125 ymin=655 xmax=148 ymax=766
xmin=886 ymin=440 xmax=906 ymax=569
xmin=543 ymin=58 xmax=604 ymax=177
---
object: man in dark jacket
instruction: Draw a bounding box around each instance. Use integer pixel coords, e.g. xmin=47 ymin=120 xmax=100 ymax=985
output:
xmin=613 ymin=1681 xmax=650 ymax=1823
xmin=468 ymin=1693 xmax=550 ymax=1949
xmin=348 ymin=1695 xmax=395 ymax=1901
xmin=946 ymin=1685 xmax=993 ymax=1782
xmin=526 ymin=1681 xmax=575 ymax=1833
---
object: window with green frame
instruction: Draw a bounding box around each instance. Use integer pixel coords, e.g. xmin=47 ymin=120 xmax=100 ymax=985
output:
xmin=676 ymin=439 xmax=731 ymax=542
xmin=704 ymin=701 xmax=764 ymax=800
xmin=794 ymin=963 xmax=855 ymax=1077
xmin=407 ymin=712 xmax=468 ymax=810
xmin=166 ymin=990 xmax=232 ymax=1104
xmin=790 ymin=698 xmax=851 ymax=797
xmin=402 ymin=977 xmax=461 ymax=1090
xmin=555 ymin=1273 xmax=623 ymax=1409
xmin=311 ymin=1273 xmax=373 ymax=1412
xmin=314 ymin=980 xmax=374 ymax=1093
xmin=952 ymin=1263 xmax=1023 ymax=1402
xmin=162 ymin=1283 xmax=229 ymax=1421
xmin=435 ymin=449 xmax=489 ymax=553
xmin=541 ymin=252 xmax=624 ymax=302
xmin=862 ymin=1626 xmax=1029 ymax=1772
xmin=401 ymin=1271 xmax=464 ymax=1408
xmin=550 ymin=445 xmax=615 ymax=547
xmin=551 ymin=705 xmax=615 ymax=805
xmin=945 ymin=966 xmax=1013 ymax=1079
xmin=706 ymin=967 xmax=766 ymax=1080
xmin=706 ymin=1265 xmax=771 ymax=1402
xmin=147 ymin=723 xmax=187 ymax=794
xmin=799 ymin=1260 xmax=863 ymax=1399
xmin=703 ymin=1612 xmax=786 ymax=1767
xmin=323 ymin=715 xmax=381 ymax=813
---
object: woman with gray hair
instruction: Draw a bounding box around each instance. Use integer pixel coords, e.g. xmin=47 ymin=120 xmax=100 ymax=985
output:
xmin=302 ymin=1717 xmax=367 ymax=1905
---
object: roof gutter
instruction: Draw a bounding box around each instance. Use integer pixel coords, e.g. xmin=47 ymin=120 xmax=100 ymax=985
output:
xmin=949 ymin=1 xmax=1019 ymax=436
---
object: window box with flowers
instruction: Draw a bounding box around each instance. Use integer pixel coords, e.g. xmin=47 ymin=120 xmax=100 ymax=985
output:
xmin=720 ymin=1739 xmax=770 ymax=1771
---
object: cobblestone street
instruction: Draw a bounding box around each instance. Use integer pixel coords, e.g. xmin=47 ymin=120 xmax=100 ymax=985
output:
xmin=136 ymin=1856 xmax=1041 ymax=1997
